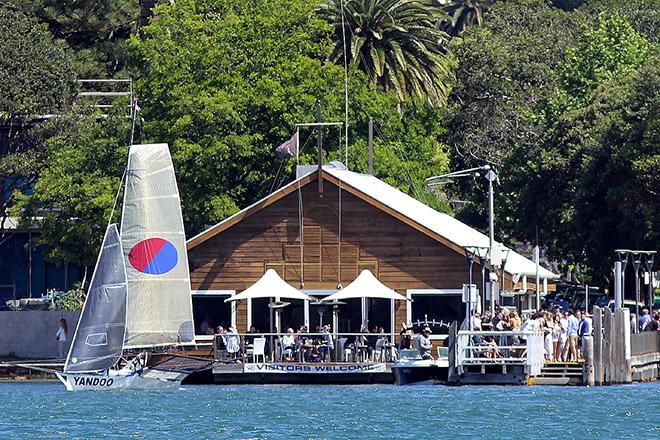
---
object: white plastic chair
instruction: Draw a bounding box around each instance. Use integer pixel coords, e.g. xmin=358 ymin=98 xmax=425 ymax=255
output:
xmin=374 ymin=339 xmax=385 ymax=361
xmin=252 ymin=338 xmax=266 ymax=363
xmin=338 ymin=337 xmax=348 ymax=361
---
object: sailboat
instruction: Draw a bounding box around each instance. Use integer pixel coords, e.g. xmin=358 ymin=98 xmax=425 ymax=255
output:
xmin=56 ymin=143 xmax=204 ymax=391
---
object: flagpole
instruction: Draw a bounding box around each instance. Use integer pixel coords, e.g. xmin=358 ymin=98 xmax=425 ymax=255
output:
xmin=340 ymin=0 xmax=349 ymax=170
xmin=296 ymin=127 xmax=300 ymax=166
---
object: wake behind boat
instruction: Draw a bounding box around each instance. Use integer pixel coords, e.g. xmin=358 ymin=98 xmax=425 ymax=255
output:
xmin=56 ymin=143 xmax=209 ymax=391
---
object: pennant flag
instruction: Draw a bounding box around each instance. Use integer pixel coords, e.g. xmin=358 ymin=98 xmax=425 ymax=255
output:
xmin=275 ymin=133 xmax=298 ymax=159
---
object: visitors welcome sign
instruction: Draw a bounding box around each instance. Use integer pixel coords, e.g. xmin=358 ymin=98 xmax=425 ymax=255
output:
xmin=243 ymin=363 xmax=388 ymax=374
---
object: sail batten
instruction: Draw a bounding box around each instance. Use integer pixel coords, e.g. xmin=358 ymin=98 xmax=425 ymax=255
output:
xmin=64 ymin=224 xmax=127 ymax=373
xmin=121 ymin=143 xmax=195 ymax=348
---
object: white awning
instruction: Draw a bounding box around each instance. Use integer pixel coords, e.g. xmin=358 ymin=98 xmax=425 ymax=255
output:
xmin=322 ymin=270 xmax=410 ymax=302
xmin=224 ymin=269 xmax=313 ymax=302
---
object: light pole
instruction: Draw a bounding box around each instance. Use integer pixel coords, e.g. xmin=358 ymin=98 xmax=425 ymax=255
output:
xmin=428 ymin=165 xmax=500 ymax=311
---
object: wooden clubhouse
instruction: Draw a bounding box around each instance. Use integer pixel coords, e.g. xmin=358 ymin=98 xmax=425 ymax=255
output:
xmin=186 ymin=164 xmax=558 ymax=340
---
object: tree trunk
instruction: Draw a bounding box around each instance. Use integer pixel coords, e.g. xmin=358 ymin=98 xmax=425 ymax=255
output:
xmin=81 ymin=265 xmax=88 ymax=291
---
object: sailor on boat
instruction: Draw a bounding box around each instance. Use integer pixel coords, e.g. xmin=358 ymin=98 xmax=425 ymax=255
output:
xmin=418 ymin=327 xmax=433 ymax=360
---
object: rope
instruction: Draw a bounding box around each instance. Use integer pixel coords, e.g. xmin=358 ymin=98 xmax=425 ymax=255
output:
xmin=338 ymin=179 xmax=342 ymax=289
xmin=296 ymin=127 xmax=305 ymax=287
xmin=340 ymin=0 xmax=349 ymax=169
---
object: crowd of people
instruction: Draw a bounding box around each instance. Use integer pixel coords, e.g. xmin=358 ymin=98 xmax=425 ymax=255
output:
xmin=207 ymin=322 xmax=395 ymax=363
xmin=461 ymin=306 xmax=595 ymax=362
xmin=202 ymin=304 xmax=660 ymax=364
xmin=637 ymin=308 xmax=660 ymax=332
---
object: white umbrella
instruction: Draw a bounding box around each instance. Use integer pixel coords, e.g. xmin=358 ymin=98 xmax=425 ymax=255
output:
xmin=323 ymin=270 xmax=409 ymax=334
xmin=224 ymin=269 xmax=313 ymax=303
xmin=225 ymin=270 xmax=312 ymax=355
xmin=322 ymin=270 xmax=410 ymax=302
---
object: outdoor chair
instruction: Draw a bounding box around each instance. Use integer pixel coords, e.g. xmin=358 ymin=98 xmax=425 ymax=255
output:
xmin=374 ymin=339 xmax=385 ymax=361
xmin=337 ymin=337 xmax=348 ymax=361
xmin=252 ymin=337 xmax=266 ymax=363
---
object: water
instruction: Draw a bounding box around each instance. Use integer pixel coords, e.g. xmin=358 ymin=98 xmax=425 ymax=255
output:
xmin=0 ymin=381 xmax=658 ymax=439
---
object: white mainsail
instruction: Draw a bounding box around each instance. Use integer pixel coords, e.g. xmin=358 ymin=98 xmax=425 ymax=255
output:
xmin=120 ymin=143 xmax=194 ymax=348
xmin=64 ymin=224 xmax=127 ymax=373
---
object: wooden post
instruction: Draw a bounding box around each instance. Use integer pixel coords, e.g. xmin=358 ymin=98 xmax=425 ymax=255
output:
xmin=368 ymin=117 xmax=374 ymax=175
xmin=621 ymin=308 xmax=633 ymax=383
xmin=583 ymin=335 xmax=595 ymax=386
xmin=593 ymin=306 xmax=603 ymax=385
xmin=447 ymin=321 xmax=457 ymax=383
xmin=603 ymin=307 xmax=613 ymax=384
xmin=316 ymin=99 xmax=323 ymax=195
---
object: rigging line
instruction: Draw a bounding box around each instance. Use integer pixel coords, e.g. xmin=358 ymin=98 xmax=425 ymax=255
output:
xmin=107 ymin=167 xmax=127 ymax=232
xmin=340 ymin=0 xmax=349 ymax=169
xmin=338 ymin=178 xmax=342 ymax=289
xmin=341 ymin=8 xmax=376 ymax=86
xmin=129 ymin=96 xmax=138 ymax=146
xmin=298 ymin=180 xmax=304 ymax=288
xmin=268 ymin=159 xmax=285 ymax=195
xmin=272 ymin=131 xmax=314 ymax=193
xmin=297 ymin=125 xmax=304 ymax=288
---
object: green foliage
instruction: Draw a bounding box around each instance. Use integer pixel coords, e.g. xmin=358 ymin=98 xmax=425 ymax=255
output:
xmin=317 ymin=0 xmax=455 ymax=106
xmin=11 ymin=0 xmax=140 ymax=77
xmin=15 ymin=111 xmax=129 ymax=270
xmin=508 ymin=49 xmax=659 ymax=283
xmin=441 ymin=1 xmax=494 ymax=36
xmin=442 ymin=0 xmax=583 ymax=230
xmin=444 ymin=0 xmax=659 ymax=284
xmin=130 ymin=0 xmax=452 ymax=233
xmin=551 ymin=13 xmax=651 ymax=112
xmin=0 ymin=5 xmax=77 ymax=242
xmin=49 ymin=283 xmax=85 ymax=311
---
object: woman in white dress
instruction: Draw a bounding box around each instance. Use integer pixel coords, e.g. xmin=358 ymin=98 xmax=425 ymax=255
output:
xmin=56 ymin=318 xmax=67 ymax=359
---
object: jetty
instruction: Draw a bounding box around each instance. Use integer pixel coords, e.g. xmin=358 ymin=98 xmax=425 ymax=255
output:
xmin=446 ymin=306 xmax=660 ymax=386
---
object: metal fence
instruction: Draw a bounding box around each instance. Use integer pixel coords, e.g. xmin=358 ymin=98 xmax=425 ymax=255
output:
xmin=456 ymin=330 xmax=545 ymax=376
xmin=631 ymin=331 xmax=660 ymax=356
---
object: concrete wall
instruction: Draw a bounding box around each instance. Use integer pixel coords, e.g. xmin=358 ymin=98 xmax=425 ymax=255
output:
xmin=0 ymin=311 xmax=81 ymax=359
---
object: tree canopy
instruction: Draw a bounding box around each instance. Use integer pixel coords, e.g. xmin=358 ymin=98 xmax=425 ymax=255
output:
xmin=3 ymin=0 xmax=658 ymax=289
xmin=0 ymin=5 xmax=77 ymax=244
xmin=130 ymin=0 xmax=451 ymax=233
xmin=444 ymin=0 xmax=659 ymax=283
xmin=317 ymin=0 xmax=455 ymax=106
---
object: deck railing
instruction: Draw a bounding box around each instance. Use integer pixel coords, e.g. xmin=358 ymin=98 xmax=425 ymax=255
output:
xmin=456 ymin=330 xmax=545 ymax=376
xmin=208 ymin=332 xmax=423 ymax=363
xmin=631 ymin=331 xmax=660 ymax=356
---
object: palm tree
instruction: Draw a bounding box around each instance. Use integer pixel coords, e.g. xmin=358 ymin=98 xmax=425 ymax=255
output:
xmin=317 ymin=0 xmax=454 ymax=106
xmin=439 ymin=1 xmax=491 ymax=36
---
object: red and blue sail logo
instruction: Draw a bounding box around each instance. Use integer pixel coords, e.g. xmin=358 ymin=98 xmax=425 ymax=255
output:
xmin=128 ymin=238 xmax=178 ymax=275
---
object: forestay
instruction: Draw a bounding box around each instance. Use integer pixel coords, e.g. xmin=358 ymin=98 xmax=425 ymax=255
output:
xmin=65 ymin=224 xmax=127 ymax=373
xmin=121 ymin=143 xmax=194 ymax=348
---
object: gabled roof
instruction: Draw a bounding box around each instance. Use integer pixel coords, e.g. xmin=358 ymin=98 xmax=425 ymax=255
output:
xmin=188 ymin=166 xmax=558 ymax=280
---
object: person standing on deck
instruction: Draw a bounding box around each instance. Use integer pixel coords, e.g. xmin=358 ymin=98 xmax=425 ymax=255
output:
xmin=639 ymin=309 xmax=651 ymax=332
xmin=566 ymin=310 xmax=580 ymax=361
xmin=56 ymin=318 xmax=67 ymax=359
xmin=646 ymin=314 xmax=660 ymax=331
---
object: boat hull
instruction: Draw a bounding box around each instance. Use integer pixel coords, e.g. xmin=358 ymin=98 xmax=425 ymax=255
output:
xmin=392 ymin=359 xmax=448 ymax=385
xmin=56 ymin=368 xmax=188 ymax=391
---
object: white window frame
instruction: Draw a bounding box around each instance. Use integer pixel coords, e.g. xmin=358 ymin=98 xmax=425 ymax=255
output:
xmin=406 ymin=288 xmax=462 ymax=341
xmin=191 ymin=289 xmax=236 ymax=330
xmin=303 ymin=290 xmax=338 ymax=331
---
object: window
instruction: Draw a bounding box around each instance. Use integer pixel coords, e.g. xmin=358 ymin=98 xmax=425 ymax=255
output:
xmin=191 ymin=290 xmax=235 ymax=336
xmin=407 ymin=289 xmax=464 ymax=335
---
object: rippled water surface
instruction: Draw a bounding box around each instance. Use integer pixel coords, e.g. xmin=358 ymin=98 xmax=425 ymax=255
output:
xmin=0 ymin=381 xmax=658 ymax=439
